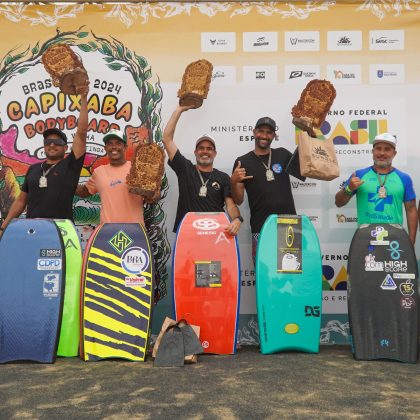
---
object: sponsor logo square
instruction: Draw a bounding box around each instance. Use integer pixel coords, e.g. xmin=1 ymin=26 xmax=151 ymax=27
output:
xmin=370 ymin=30 xmax=404 ymax=51
xmin=243 ymin=32 xmax=278 ymax=52
xmin=326 ymin=65 xmax=362 ymax=84
xmin=211 ymin=66 xmax=236 ymax=85
xmin=285 ymin=31 xmax=320 ymax=51
xmin=327 ymin=31 xmax=362 ymax=51
xmin=329 ymin=208 xmax=358 ymax=228
xmin=284 ymin=65 xmax=320 ymax=84
xmin=369 ymin=64 xmax=405 ymax=84
xmin=201 ymin=32 xmax=236 ymax=52
xmin=242 ymin=66 xmax=277 ymax=85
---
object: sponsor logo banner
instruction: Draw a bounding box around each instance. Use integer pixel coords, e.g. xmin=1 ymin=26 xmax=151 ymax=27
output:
xmin=242 ymin=65 xmax=277 ymax=85
xmin=329 ymin=208 xmax=358 ymax=228
xmin=326 ymin=65 xmax=362 ymax=84
xmin=291 ymin=179 xmax=321 ymax=195
xmin=370 ymin=30 xmax=404 ymax=51
xmin=327 ymin=31 xmax=362 ymax=51
xmin=369 ymin=64 xmax=405 ymax=84
xmin=37 ymin=258 xmax=62 ymax=270
xmin=201 ymin=32 xmax=236 ymax=52
xmin=285 ymin=31 xmax=319 ymax=51
xmin=212 ymin=66 xmax=236 ymax=85
xmin=243 ymin=32 xmax=278 ymax=52
xmin=284 ymin=65 xmax=320 ymax=84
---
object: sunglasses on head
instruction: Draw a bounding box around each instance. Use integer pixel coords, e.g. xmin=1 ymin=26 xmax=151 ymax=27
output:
xmin=44 ymin=138 xmax=66 ymax=146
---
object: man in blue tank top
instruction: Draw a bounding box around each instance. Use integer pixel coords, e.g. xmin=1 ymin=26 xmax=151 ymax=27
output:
xmin=335 ymin=132 xmax=417 ymax=244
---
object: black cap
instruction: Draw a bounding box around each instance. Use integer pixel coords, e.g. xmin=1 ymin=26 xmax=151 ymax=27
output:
xmin=255 ymin=117 xmax=276 ymax=131
xmin=43 ymin=128 xmax=67 ymax=144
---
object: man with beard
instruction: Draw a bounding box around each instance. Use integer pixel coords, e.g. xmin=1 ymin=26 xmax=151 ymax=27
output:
xmin=335 ymin=132 xmax=417 ymax=244
xmin=163 ymin=105 xmax=242 ymax=235
xmin=76 ymin=129 xmax=151 ymax=223
xmin=231 ymin=116 xmax=304 ymax=262
xmin=0 ymin=83 xmax=89 ymax=235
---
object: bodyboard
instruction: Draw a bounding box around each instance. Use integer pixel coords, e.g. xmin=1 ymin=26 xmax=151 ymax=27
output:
xmin=348 ymin=223 xmax=418 ymax=362
xmin=173 ymin=212 xmax=240 ymax=355
xmin=0 ymin=219 xmax=65 ymax=363
xmin=81 ymin=223 xmax=154 ymax=361
xmin=55 ymin=219 xmax=82 ymax=357
xmin=256 ymin=214 xmax=322 ymax=354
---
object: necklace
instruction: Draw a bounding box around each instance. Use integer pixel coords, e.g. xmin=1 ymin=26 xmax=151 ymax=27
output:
xmin=255 ymin=149 xmax=274 ymax=181
xmin=376 ymin=172 xmax=389 ymax=198
xmin=196 ymin=166 xmax=212 ymax=197
xmin=39 ymin=162 xmax=58 ymax=188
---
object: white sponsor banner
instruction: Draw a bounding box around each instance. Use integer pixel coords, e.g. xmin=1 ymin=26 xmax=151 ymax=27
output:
xmin=369 ymin=30 xmax=404 ymax=51
xmin=243 ymin=32 xmax=278 ymax=52
xmin=326 ymin=64 xmax=362 ymax=84
xmin=242 ymin=66 xmax=277 ymax=85
xmin=329 ymin=208 xmax=358 ymax=229
xmin=284 ymin=31 xmax=320 ymax=51
xmin=212 ymin=66 xmax=237 ymax=85
xmin=327 ymin=31 xmax=362 ymax=51
xmin=201 ymin=32 xmax=236 ymax=52
xmin=284 ymin=65 xmax=320 ymax=84
xmin=369 ymin=64 xmax=405 ymax=84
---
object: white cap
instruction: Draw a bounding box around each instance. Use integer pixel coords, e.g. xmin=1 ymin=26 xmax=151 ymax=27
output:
xmin=373 ymin=132 xmax=397 ymax=148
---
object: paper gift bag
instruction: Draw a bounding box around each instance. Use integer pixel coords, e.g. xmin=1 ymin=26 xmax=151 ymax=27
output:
xmin=298 ymin=131 xmax=340 ymax=181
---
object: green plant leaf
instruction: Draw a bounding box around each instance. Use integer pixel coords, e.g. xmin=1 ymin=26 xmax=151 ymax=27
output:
xmin=136 ymin=55 xmax=148 ymax=69
xmin=77 ymin=32 xmax=89 ymax=38
xmin=107 ymin=62 xmax=123 ymax=71
xmin=31 ymin=43 xmax=40 ymax=55
xmin=78 ymin=44 xmax=93 ymax=52
xmin=144 ymin=69 xmax=152 ymax=80
xmin=104 ymin=57 xmax=115 ymax=63
xmin=18 ymin=67 xmax=29 ymax=74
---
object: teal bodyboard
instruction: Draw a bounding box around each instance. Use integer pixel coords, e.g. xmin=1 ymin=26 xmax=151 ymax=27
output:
xmin=256 ymin=214 xmax=322 ymax=354
xmin=55 ymin=220 xmax=83 ymax=357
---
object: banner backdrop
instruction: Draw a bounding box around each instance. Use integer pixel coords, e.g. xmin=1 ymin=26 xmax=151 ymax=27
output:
xmin=0 ymin=2 xmax=419 ymax=344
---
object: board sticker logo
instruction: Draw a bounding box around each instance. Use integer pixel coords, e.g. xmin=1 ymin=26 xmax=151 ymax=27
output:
xmin=400 ymin=297 xmax=416 ymax=311
xmin=304 ymin=306 xmax=320 ymax=317
xmin=37 ymin=258 xmax=62 ymax=270
xmin=43 ymin=273 xmax=59 ymax=298
xmin=399 ymin=280 xmax=414 ymax=297
xmin=380 ymin=274 xmax=397 ymax=290
xmin=364 ymin=254 xmax=384 ymax=271
xmin=192 ymin=218 xmax=220 ymax=231
xmin=387 ymin=241 xmax=403 ymax=260
xmin=124 ymin=276 xmax=147 ymax=288
xmin=284 ymin=323 xmax=299 ymax=334
xmin=40 ymin=249 xmax=62 ymax=257
xmin=108 ymin=230 xmax=134 ymax=254
xmin=121 ymin=246 xmax=150 ymax=274
xmin=370 ymin=226 xmax=389 ymax=245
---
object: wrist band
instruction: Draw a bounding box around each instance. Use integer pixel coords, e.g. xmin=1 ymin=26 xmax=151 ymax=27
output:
xmin=344 ymin=185 xmax=353 ymax=196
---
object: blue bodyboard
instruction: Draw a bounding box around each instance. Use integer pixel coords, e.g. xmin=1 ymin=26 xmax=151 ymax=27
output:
xmin=0 ymin=219 xmax=65 ymax=363
xmin=256 ymin=214 xmax=322 ymax=354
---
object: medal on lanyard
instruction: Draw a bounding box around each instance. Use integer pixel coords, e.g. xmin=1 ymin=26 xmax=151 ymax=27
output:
xmin=196 ymin=166 xmax=212 ymax=198
xmin=39 ymin=162 xmax=57 ymax=188
xmin=199 ymin=185 xmax=208 ymax=197
xmin=378 ymin=185 xmax=387 ymax=198
xmin=39 ymin=176 xmax=48 ymax=188
xmin=377 ymin=173 xmax=388 ymax=199
xmin=266 ymin=169 xmax=275 ymax=181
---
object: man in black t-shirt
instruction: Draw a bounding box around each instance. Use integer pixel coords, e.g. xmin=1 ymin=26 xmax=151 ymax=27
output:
xmin=0 ymin=82 xmax=89 ymax=235
xmin=231 ymin=116 xmax=304 ymax=262
xmin=163 ymin=105 xmax=243 ymax=234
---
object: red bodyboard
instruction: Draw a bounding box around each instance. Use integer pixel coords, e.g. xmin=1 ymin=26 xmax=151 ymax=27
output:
xmin=173 ymin=212 xmax=240 ymax=355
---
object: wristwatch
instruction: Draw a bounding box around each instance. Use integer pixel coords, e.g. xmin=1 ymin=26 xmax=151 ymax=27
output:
xmin=235 ymin=216 xmax=244 ymax=223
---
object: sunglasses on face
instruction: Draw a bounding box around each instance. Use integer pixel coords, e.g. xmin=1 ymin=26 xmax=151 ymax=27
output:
xmin=44 ymin=138 xmax=66 ymax=146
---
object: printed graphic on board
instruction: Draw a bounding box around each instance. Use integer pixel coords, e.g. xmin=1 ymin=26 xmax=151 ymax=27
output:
xmin=277 ymin=217 xmax=302 ymax=273
xmin=195 ymin=261 xmax=222 ymax=288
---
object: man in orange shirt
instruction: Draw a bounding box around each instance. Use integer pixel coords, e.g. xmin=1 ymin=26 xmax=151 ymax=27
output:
xmin=77 ymin=129 xmax=154 ymax=223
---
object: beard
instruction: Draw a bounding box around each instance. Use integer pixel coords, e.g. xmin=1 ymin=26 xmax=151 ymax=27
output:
xmin=373 ymin=158 xmax=392 ymax=169
xmin=255 ymin=137 xmax=272 ymax=149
